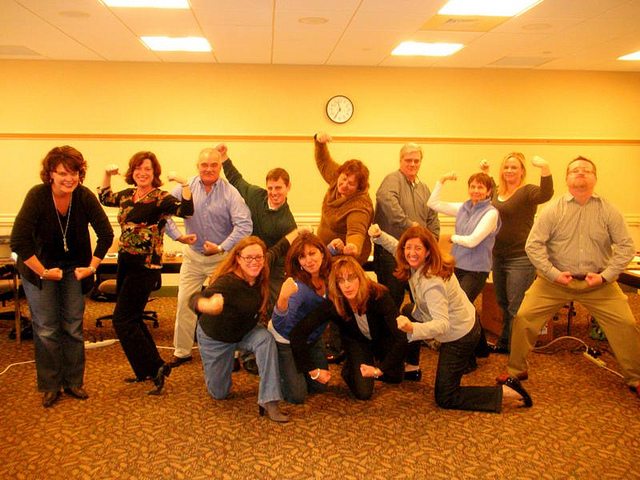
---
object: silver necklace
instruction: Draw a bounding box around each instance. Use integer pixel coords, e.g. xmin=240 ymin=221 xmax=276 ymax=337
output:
xmin=53 ymin=191 xmax=72 ymax=253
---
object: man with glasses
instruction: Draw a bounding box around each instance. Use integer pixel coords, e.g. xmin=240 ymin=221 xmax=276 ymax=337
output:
xmin=498 ymin=156 xmax=640 ymax=399
xmin=166 ymin=148 xmax=252 ymax=368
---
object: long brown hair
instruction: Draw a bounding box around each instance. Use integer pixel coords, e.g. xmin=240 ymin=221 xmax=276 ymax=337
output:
xmin=285 ymin=232 xmax=332 ymax=287
xmin=209 ymin=236 xmax=270 ymax=317
xmin=393 ymin=226 xmax=454 ymax=282
xmin=328 ymin=256 xmax=387 ymax=317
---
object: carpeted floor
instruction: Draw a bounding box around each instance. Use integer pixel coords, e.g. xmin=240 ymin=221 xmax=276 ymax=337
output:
xmin=1 ymin=293 xmax=639 ymax=480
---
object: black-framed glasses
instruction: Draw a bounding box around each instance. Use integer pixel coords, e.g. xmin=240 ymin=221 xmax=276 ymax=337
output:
xmin=238 ymin=254 xmax=265 ymax=264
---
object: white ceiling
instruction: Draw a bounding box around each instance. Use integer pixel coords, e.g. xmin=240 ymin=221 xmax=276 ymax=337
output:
xmin=2 ymin=0 xmax=640 ymax=71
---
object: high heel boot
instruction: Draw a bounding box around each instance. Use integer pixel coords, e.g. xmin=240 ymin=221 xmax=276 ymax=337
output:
xmin=258 ymin=401 xmax=290 ymax=423
xmin=148 ymin=364 xmax=171 ymax=396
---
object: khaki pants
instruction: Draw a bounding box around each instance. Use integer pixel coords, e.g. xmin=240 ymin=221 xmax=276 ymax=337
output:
xmin=508 ymin=276 xmax=640 ymax=387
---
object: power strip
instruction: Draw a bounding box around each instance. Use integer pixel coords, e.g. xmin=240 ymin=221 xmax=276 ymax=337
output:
xmin=583 ymin=351 xmax=606 ymax=368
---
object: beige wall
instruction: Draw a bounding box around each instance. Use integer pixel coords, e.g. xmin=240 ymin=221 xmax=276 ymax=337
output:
xmin=1 ymin=60 xmax=639 ymax=245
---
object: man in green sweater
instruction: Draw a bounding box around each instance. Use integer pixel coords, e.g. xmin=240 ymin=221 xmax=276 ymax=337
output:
xmin=219 ymin=143 xmax=297 ymax=374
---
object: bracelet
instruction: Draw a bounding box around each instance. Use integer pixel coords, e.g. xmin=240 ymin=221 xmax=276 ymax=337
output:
xmin=373 ymin=368 xmax=381 ymax=379
xmin=310 ymin=368 xmax=321 ymax=380
xmin=89 ymin=266 xmax=96 ymax=274
xmin=40 ymin=269 xmax=48 ymax=280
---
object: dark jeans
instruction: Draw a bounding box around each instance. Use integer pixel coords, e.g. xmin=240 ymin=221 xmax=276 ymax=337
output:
xmin=401 ymin=303 xmax=422 ymax=366
xmin=492 ymin=255 xmax=537 ymax=350
xmin=374 ymin=245 xmax=408 ymax=308
xmin=341 ymin=334 xmax=406 ymax=400
xmin=277 ymin=338 xmax=327 ymax=404
xmin=454 ymin=268 xmax=490 ymax=357
xmin=435 ymin=319 xmax=502 ymax=412
xmin=22 ymin=268 xmax=85 ymax=392
xmin=113 ymin=256 xmax=164 ymax=380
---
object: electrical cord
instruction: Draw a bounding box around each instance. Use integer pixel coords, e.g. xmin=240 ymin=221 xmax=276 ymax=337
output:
xmin=533 ymin=335 xmax=624 ymax=379
xmin=0 ymin=360 xmax=35 ymax=376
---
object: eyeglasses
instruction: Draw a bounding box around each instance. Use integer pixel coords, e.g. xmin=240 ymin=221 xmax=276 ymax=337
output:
xmin=238 ymin=254 xmax=265 ymax=264
xmin=337 ymin=273 xmax=358 ymax=285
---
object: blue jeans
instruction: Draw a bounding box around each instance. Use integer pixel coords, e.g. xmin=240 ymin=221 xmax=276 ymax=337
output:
xmin=492 ymin=255 xmax=536 ymax=350
xmin=435 ymin=319 xmax=502 ymax=412
xmin=277 ymin=338 xmax=327 ymax=404
xmin=23 ymin=269 xmax=86 ymax=392
xmin=197 ymin=323 xmax=283 ymax=406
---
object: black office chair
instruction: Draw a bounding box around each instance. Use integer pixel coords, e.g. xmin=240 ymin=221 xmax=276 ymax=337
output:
xmin=94 ymin=276 xmax=161 ymax=328
xmin=0 ymin=264 xmax=30 ymax=340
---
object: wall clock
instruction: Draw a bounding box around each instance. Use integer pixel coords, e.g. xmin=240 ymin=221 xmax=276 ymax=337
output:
xmin=326 ymin=95 xmax=354 ymax=124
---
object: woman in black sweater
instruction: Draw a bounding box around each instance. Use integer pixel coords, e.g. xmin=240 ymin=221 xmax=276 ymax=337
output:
xmin=11 ymin=146 xmax=114 ymax=408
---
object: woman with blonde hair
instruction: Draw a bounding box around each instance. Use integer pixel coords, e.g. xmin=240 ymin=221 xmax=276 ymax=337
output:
xmin=191 ymin=231 xmax=300 ymax=422
xmin=371 ymin=224 xmax=532 ymax=411
xmin=481 ymin=153 xmax=553 ymax=353
xmin=290 ymin=256 xmax=407 ymax=400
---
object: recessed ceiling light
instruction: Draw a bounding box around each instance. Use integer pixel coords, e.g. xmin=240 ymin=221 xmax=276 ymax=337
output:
xmin=439 ymin=0 xmax=543 ymax=17
xmin=101 ymin=0 xmax=189 ymax=8
xmin=298 ymin=17 xmax=328 ymax=25
xmin=618 ymin=50 xmax=640 ymax=61
xmin=392 ymin=41 xmax=464 ymax=57
xmin=141 ymin=36 xmax=212 ymax=52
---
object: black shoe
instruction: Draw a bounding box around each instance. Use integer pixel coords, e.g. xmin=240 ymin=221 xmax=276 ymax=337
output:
xmin=42 ymin=391 xmax=61 ymax=408
xmin=243 ymin=358 xmax=259 ymax=375
xmin=148 ymin=364 xmax=171 ymax=396
xmin=64 ymin=386 xmax=89 ymax=400
xmin=488 ymin=343 xmax=509 ymax=354
xmin=326 ymin=350 xmax=346 ymax=364
xmin=259 ymin=401 xmax=290 ymax=423
xmin=504 ymin=376 xmax=533 ymax=407
xmin=168 ymin=355 xmax=193 ymax=368
xmin=404 ymin=369 xmax=422 ymax=381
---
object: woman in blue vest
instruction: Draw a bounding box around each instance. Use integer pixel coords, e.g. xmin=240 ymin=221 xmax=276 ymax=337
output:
xmin=427 ymin=171 xmax=500 ymax=366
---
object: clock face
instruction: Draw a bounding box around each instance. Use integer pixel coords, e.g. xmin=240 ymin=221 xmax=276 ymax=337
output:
xmin=326 ymin=95 xmax=354 ymax=124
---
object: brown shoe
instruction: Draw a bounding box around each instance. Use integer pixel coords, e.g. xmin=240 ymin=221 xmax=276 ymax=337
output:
xmin=42 ymin=391 xmax=61 ymax=408
xmin=168 ymin=355 xmax=193 ymax=368
xmin=64 ymin=386 xmax=89 ymax=400
xmin=496 ymin=372 xmax=528 ymax=384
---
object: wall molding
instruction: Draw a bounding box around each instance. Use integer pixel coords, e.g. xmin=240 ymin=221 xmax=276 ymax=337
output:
xmin=1 ymin=132 xmax=640 ymax=146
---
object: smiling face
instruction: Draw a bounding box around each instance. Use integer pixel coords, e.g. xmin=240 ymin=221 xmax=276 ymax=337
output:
xmin=336 ymin=173 xmax=358 ymax=198
xmin=501 ymin=157 xmax=525 ymax=186
xmin=132 ymin=159 xmax=155 ymax=190
xmin=236 ymin=244 xmax=265 ymax=280
xmin=50 ymin=162 xmax=80 ymax=196
xmin=298 ymin=244 xmax=324 ymax=278
xmin=266 ymin=177 xmax=290 ymax=209
xmin=403 ymin=237 xmax=429 ymax=270
xmin=468 ymin=180 xmax=490 ymax=204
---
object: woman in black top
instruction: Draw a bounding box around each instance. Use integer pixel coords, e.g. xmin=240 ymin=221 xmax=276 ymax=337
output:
xmin=290 ymin=256 xmax=407 ymax=400
xmin=11 ymin=146 xmax=114 ymax=408
xmin=191 ymin=231 xmax=300 ymax=422
xmin=99 ymin=151 xmax=193 ymax=395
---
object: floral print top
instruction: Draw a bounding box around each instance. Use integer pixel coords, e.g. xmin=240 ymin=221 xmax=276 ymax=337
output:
xmin=99 ymin=186 xmax=194 ymax=269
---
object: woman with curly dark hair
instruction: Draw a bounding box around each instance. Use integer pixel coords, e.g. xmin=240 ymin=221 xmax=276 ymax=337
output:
xmin=99 ymin=151 xmax=193 ymax=395
xmin=11 ymin=146 xmax=113 ymax=407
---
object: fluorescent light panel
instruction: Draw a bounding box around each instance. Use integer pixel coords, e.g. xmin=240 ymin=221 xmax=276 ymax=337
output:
xmin=392 ymin=41 xmax=463 ymax=57
xmin=439 ymin=0 xmax=543 ymax=17
xmin=141 ymin=36 xmax=211 ymax=52
xmin=101 ymin=0 xmax=189 ymax=8
xmin=618 ymin=50 xmax=640 ymax=61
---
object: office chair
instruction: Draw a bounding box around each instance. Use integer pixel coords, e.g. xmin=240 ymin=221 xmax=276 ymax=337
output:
xmin=0 ymin=264 xmax=30 ymax=340
xmin=94 ymin=276 xmax=161 ymax=328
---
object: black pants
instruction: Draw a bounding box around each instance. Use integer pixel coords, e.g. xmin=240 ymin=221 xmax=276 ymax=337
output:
xmin=341 ymin=335 xmax=406 ymax=400
xmin=454 ymin=268 xmax=491 ymax=358
xmin=113 ymin=255 xmax=164 ymax=380
xmin=374 ymin=245 xmax=408 ymax=308
xmin=435 ymin=319 xmax=502 ymax=412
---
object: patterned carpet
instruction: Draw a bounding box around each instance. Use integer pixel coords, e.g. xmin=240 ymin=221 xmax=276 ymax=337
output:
xmin=1 ymin=293 xmax=639 ymax=480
